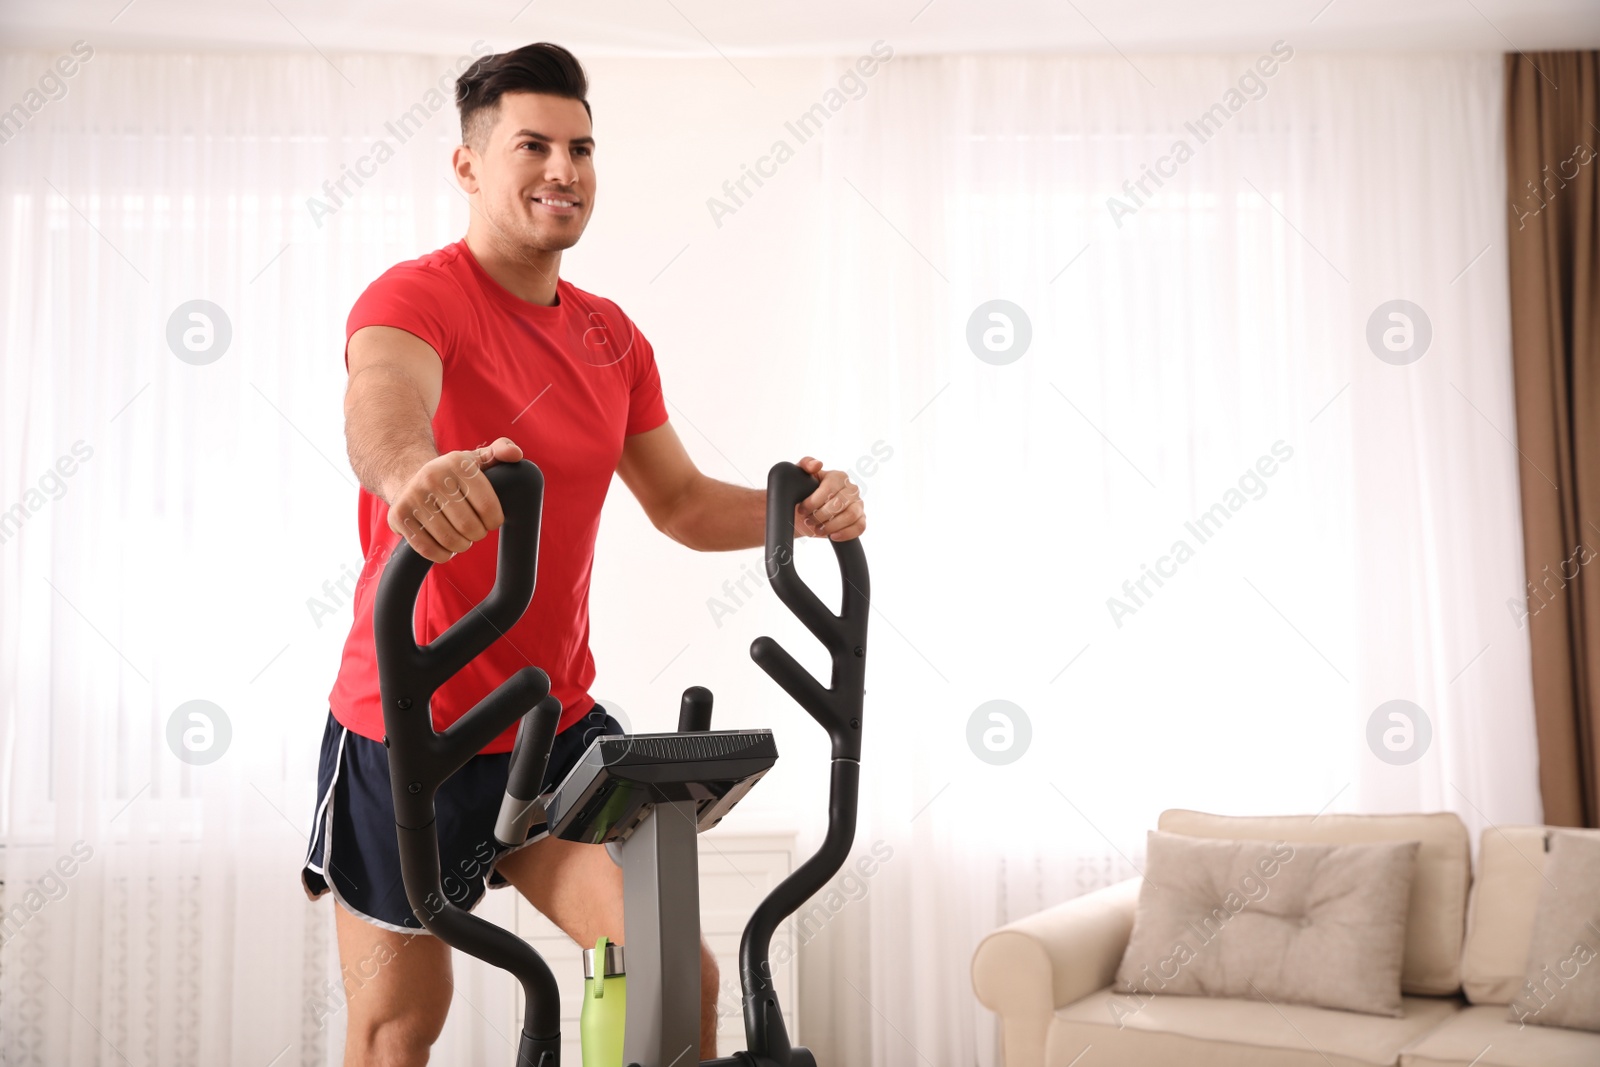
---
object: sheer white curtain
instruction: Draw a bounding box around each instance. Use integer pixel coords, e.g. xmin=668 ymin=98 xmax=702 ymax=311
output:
xmin=790 ymin=50 xmax=1541 ymax=1065
xmin=0 ymin=41 xmax=1544 ymax=1067
xmin=0 ymin=47 xmax=516 ymax=1066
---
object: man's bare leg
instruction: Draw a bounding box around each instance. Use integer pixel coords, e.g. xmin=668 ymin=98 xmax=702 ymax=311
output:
xmin=333 ymin=900 xmax=454 ymax=1066
xmin=497 ymin=833 xmax=722 ymax=1056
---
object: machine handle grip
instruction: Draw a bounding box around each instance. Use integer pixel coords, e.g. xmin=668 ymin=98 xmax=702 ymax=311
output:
xmin=750 ymin=461 xmax=870 ymax=761
xmin=761 ymin=462 xmax=870 ymax=645
xmin=373 ymin=460 xmax=545 ymax=700
xmin=494 ymin=695 xmax=563 ymax=847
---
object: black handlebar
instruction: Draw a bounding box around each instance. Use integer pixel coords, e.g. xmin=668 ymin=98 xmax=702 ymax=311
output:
xmin=374 ymin=461 xmax=545 ymax=714
xmin=739 ymin=461 xmax=871 ymax=1066
xmin=372 ymin=459 xmax=564 ymax=1067
xmin=497 ymin=693 xmax=563 ymax=847
xmin=749 ymin=462 xmax=871 ymax=761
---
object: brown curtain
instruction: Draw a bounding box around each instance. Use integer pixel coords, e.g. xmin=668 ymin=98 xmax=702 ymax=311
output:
xmin=1506 ymin=51 xmax=1600 ymax=828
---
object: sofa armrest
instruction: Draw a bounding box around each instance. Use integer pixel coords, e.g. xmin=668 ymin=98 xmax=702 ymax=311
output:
xmin=971 ymin=877 xmax=1141 ymax=1067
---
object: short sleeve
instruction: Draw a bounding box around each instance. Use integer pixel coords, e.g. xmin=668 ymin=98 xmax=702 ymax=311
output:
xmin=345 ymin=262 xmax=458 ymax=370
xmin=625 ymin=321 xmax=669 ymax=436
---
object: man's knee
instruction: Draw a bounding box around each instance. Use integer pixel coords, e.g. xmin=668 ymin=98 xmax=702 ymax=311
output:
xmin=334 ymin=904 xmax=451 ymax=1066
xmin=346 ymin=1012 xmax=447 ymax=1067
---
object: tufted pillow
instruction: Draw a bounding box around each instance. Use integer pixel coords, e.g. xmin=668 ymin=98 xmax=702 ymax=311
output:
xmin=1158 ymin=808 xmax=1468 ymax=994
xmin=1112 ymin=831 xmax=1420 ymax=1018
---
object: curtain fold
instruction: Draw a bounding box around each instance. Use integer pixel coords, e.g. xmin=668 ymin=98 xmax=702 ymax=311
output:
xmin=1505 ymin=50 xmax=1600 ymax=830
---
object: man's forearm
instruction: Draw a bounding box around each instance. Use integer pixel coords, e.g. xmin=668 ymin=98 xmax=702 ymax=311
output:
xmin=346 ymin=366 xmax=439 ymax=503
xmin=662 ymin=475 xmax=766 ymax=552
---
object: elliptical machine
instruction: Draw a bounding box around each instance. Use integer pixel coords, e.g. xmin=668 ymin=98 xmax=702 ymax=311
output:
xmin=373 ymin=459 xmax=870 ymax=1067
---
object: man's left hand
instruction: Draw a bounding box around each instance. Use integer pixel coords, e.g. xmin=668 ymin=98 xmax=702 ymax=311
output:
xmin=792 ymin=456 xmax=866 ymax=541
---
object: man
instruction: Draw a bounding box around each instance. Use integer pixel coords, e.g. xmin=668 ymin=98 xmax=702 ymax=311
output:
xmin=300 ymin=42 xmax=866 ymax=1066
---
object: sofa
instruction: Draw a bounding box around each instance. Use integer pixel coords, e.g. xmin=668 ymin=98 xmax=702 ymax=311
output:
xmin=971 ymin=809 xmax=1600 ymax=1067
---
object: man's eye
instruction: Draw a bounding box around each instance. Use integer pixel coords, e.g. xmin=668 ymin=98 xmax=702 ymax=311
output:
xmin=575 ymin=146 xmax=592 ymax=157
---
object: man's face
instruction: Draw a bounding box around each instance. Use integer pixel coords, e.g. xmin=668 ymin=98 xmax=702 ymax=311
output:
xmin=467 ymin=91 xmax=595 ymax=253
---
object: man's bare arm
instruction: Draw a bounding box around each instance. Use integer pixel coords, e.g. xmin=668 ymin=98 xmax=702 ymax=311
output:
xmin=344 ymin=325 xmax=522 ymax=562
xmin=345 ymin=326 xmax=444 ymax=500
xmin=616 ymin=422 xmax=866 ymax=551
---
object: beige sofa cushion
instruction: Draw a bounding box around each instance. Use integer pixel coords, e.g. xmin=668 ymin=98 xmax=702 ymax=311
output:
xmin=1400 ymin=1002 xmax=1600 ymax=1066
xmin=1508 ymin=830 xmax=1600 ymax=1032
xmin=1114 ymin=831 xmax=1418 ymax=1016
xmin=1159 ymin=809 xmax=1470 ymax=995
xmin=1461 ymin=827 xmax=1600 ymax=1008
xmin=1050 ymin=988 xmax=1459 ymax=1067
xmin=1462 ymin=827 xmax=1555 ymax=1003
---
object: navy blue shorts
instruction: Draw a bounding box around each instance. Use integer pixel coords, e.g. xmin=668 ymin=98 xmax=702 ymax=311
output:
xmin=301 ymin=702 xmax=623 ymax=932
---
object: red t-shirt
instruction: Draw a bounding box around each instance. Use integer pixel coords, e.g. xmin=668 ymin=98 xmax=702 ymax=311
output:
xmin=329 ymin=239 xmax=669 ymax=752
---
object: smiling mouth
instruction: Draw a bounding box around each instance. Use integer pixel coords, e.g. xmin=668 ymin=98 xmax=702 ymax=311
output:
xmin=532 ymin=196 xmax=580 ymax=209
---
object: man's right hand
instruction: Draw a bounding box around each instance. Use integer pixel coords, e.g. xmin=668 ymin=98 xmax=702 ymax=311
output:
xmin=384 ymin=437 xmax=525 ymax=563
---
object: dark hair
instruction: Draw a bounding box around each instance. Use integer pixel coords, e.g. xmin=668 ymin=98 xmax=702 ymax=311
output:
xmin=456 ymin=42 xmax=591 ymax=149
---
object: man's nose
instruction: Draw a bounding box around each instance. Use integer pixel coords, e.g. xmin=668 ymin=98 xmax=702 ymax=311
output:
xmin=545 ymin=149 xmax=579 ymax=187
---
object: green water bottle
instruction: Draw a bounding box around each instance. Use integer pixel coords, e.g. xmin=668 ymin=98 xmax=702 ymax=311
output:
xmin=581 ymin=936 xmax=627 ymax=1067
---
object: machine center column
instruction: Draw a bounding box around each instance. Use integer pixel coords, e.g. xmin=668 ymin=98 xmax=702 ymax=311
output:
xmin=619 ymin=800 xmax=703 ymax=1067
